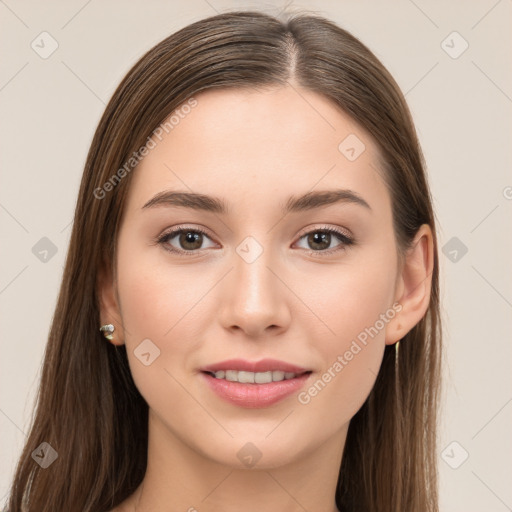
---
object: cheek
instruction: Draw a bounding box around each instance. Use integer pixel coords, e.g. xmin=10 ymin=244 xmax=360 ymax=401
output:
xmin=115 ymin=247 xmax=206 ymax=397
xmin=116 ymin=242 xmax=209 ymax=345
xmin=293 ymin=249 xmax=396 ymax=412
xmin=295 ymin=248 xmax=397 ymax=348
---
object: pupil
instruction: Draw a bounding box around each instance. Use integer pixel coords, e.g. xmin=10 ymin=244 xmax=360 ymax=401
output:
xmin=309 ymin=232 xmax=330 ymax=250
xmin=181 ymin=231 xmax=202 ymax=250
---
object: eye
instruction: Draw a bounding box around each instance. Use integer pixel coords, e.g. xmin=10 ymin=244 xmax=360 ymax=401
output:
xmin=156 ymin=226 xmax=217 ymax=255
xmin=294 ymin=226 xmax=354 ymax=255
xmin=155 ymin=225 xmax=354 ymax=257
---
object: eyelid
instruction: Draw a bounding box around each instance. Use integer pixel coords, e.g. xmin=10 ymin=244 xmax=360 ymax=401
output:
xmin=295 ymin=224 xmax=353 ymax=240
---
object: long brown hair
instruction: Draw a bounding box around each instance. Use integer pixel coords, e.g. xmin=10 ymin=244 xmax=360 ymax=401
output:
xmin=6 ymin=10 xmax=442 ymax=512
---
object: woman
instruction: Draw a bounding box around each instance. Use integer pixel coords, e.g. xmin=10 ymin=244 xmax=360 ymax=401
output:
xmin=5 ymin=10 xmax=442 ymax=512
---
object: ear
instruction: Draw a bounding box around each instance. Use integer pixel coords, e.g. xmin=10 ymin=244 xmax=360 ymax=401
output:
xmin=385 ymin=224 xmax=434 ymax=345
xmin=97 ymin=257 xmax=125 ymax=346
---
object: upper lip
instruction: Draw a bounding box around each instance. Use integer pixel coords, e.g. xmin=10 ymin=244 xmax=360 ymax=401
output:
xmin=200 ymin=358 xmax=311 ymax=374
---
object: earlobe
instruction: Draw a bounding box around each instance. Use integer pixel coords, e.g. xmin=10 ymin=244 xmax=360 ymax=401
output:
xmin=96 ymin=258 xmax=125 ymax=346
xmin=385 ymin=224 xmax=434 ymax=345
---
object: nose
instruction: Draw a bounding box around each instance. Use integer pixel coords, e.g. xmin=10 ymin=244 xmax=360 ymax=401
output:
xmin=217 ymin=247 xmax=291 ymax=338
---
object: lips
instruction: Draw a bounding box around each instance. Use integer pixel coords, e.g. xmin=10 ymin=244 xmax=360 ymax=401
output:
xmin=200 ymin=371 xmax=312 ymax=408
xmin=200 ymin=358 xmax=310 ymax=375
xmin=199 ymin=358 xmax=313 ymax=408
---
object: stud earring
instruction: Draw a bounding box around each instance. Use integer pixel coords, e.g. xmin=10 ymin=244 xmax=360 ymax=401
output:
xmin=99 ymin=324 xmax=115 ymax=340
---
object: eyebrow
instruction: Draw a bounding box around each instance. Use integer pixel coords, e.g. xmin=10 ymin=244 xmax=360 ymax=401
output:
xmin=141 ymin=188 xmax=371 ymax=214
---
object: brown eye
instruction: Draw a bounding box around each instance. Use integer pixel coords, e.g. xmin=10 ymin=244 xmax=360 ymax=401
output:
xmin=158 ymin=227 xmax=216 ymax=254
xmin=295 ymin=227 xmax=354 ymax=254
xmin=178 ymin=231 xmax=203 ymax=250
xmin=307 ymin=232 xmax=332 ymax=251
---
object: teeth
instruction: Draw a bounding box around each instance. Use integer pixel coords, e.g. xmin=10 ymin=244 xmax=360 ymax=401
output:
xmin=255 ymin=371 xmax=272 ymax=384
xmin=238 ymin=371 xmax=254 ymax=383
xmin=225 ymin=370 xmax=237 ymax=381
xmin=272 ymin=370 xmax=285 ymax=381
xmin=212 ymin=370 xmax=299 ymax=383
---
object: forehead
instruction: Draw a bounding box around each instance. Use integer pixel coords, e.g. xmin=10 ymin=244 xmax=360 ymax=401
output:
xmin=124 ymin=86 xmax=390 ymax=216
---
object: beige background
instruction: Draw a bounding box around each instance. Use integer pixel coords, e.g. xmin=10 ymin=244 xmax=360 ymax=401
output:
xmin=1 ymin=1 xmax=511 ymax=510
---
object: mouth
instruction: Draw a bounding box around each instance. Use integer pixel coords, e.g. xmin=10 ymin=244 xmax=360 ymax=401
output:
xmin=199 ymin=359 xmax=313 ymax=408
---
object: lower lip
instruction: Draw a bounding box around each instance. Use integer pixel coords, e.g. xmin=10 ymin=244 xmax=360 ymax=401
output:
xmin=200 ymin=371 xmax=312 ymax=409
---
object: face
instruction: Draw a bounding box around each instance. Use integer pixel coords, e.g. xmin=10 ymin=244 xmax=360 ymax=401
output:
xmin=111 ymin=85 xmax=401 ymax=469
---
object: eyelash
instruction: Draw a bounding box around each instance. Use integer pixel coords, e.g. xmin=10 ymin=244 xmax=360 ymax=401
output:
xmin=154 ymin=225 xmax=355 ymax=258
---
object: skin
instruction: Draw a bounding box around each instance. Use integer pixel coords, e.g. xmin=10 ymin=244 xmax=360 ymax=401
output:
xmin=99 ymin=84 xmax=433 ymax=512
